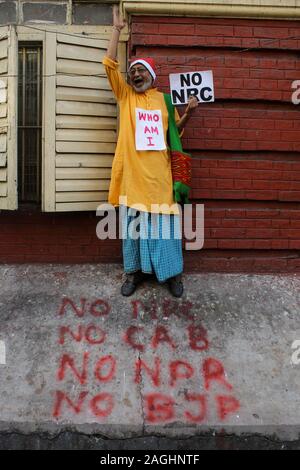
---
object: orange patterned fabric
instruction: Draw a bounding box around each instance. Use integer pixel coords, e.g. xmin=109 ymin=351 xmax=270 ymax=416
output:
xmin=170 ymin=150 xmax=192 ymax=186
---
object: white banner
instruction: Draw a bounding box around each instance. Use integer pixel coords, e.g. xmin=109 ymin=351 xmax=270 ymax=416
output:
xmin=135 ymin=108 xmax=166 ymax=151
xmin=169 ymin=70 xmax=214 ymax=105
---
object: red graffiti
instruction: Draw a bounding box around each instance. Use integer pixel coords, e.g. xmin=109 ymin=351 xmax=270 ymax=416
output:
xmin=216 ymin=395 xmax=240 ymax=421
xmin=146 ymin=393 xmax=175 ymax=423
xmin=89 ymin=299 xmax=110 ymax=317
xmin=57 ymin=353 xmax=116 ymax=384
xmin=151 ymin=326 xmax=177 ymax=350
xmin=53 ymin=391 xmax=114 ymax=418
xmin=131 ymin=299 xmax=194 ymax=320
xmin=85 ymin=325 xmax=106 ymax=345
xmin=58 ymin=298 xmax=87 ymax=317
xmin=184 ymin=393 xmax=207 ymax=423
xmin=57 ymin=352 xmax=89 ymax=385
xmin=58 ymin=298 xmax=110 ymax=317
xmin=203 ymin=357 xmax=233 ymax=391
xmin=59 ymin=324 xmax=106 ymax=345
xmin=124 ymin=326 xmax=144 ymax=351
xmin=54 ymin=298 xmax=241 ymax=423
xmin=94 ymin=355 xmax=116 ymax=383
xmin=124 ymin=324 xmax=209 ymax=352
xmin=135 ymin=357 xmax=161 ymax=387
xmin=169 ymin=360 xmax=194 ymax=387
xmin=188 ymin=325 xmax=209 ymax=351
xmin=144 ymin=393 xmax=240 ymax=423
xmin=90 ymin=393 xmax=114 ymax=418
xmin=53 ymin=391 xmax=88 ymax=417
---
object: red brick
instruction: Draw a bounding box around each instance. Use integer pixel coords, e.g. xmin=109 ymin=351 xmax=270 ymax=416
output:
xmin=284 ymin=210 xmax=300 ymax=219
xmin=289 ymin=241 xmax=300 ymax=249
xmin=243 ymin=79 xmax=260 ymax=89
xmin=221 ymin=219 xmax=237 ymax=228
xmin=280 ymin=229 xmax=300 ymax=238
xmin=253 ymin=240 xmax=272 ymax=249
xmin=159 ymin=24 xmax=194 ymax=35
xmin=234 ymin=26 xmax=253 ymax=37
xmin=193 ymin=168 xmax=210 ymax=178
xmin=211 ymin=228 xmax=247 ymax=238
xmin=272 ymin=219 xmax=290 ymax=228
xmin=236 ymin=219 xmax=254 ymax=228
xmin=253 ymin=258 xmax=287 ymax=270
xmin=217 ymin=240 xmax=236 ymax=249
xmin=287 ymin=258 xmax=300 ymax=269
xmin=280 ymin=39 xmax=298 ymax=49
xmin=223 ymin=38 xmax=242 ymax=47
xmin=272 ymin=240 xmax=290 ymax=249
xmin=254 ymin=27 xmax=287 ymax=38
xmin=203 ymin=240 xmax=218 ymax=249
xmin=236 ymin=161 xmax=256 ymax=169
xmin=220 ymin=118 xmax=240 ymax=128
xmin=223 ymin=78 xmax=244 ymax=89
xmin=246 ymin=210 xmax=279 ymax=218
xmin=232 ymin=68 xmax=250 ymax=78
xmin=225 ymin=209 xmax=245 ymax=218
xmin=254 ymin=220 xmax=272 ymax=228
xmin=216 ymin=180 xmax=234 ymax=189
xmin=290 ymin=220 xmax=300 ymax=228
xmin=210 ymin=209 xmax=226 ymax=218
xmin=217 ymin=161 xmax=237 ymax=168
xmin=205 ymin=57 xmax=225 ymax=67
xmin=279 ymin=192 xmax=300 ymax=201
xmin=235 ymin=240 xmax=255 ymax=249
xmin=204 ymin=118 xmax=220 ymax=128
xmin=246 ymin=229 xmax=280 ymax=238
xmin=195 ymin=25 xmax=234 ymax=36
xmin=277 ymin=59 xmax=296 ymax=69
xmin=205 ymin=218 xmax=223 ymax=227
xmin=198 ymin=179 xmax=217 ymax=189
xmin=245 ymin=191 xmax=277 ymax=200
xmin=224 ymin=57 xmax=242 ymax=67
xmin=242 ymin=38 xmax=261 ymax=48
xmin=222 ymin=140 xmax=242 ymax=151
xmin=234 ymin=180 xmax=253 ymax=190
xmin=132 ymin=23 xmax=159 ymax=34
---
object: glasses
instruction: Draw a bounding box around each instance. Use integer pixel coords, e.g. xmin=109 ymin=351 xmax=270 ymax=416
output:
xmin=128 ymin=67 xmax=149 ymax=77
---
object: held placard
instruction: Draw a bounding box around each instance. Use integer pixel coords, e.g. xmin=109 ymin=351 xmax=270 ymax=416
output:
xmin=169 ymin=70 xmax=214 ymax=105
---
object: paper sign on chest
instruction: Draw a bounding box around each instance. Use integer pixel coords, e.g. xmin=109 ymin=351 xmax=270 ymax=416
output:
xmin=135 ymin=108 xmax=166 ymax=151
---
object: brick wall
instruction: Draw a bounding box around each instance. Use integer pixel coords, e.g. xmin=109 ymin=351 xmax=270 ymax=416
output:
xmin=0 ymin=210 xmax=122 ymax=264
xmin=1 ymin=15 xmax=300 ymax=272
xmin=129 ymin=15 xmax=300 ymax=271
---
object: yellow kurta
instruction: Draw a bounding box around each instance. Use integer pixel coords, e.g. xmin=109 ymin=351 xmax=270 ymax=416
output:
xmin=103 ymin=56 xmax=180 ymax=215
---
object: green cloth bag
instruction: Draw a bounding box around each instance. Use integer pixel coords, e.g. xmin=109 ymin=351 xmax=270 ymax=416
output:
xmin=163 ymin=93 xmax=192 ymax=204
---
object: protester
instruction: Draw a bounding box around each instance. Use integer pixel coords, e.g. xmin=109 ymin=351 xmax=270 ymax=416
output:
xmin=103 ymin=6 xmax=198 ymax=297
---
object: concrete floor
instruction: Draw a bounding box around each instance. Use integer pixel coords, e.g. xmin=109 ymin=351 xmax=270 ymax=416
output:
xmin=0 ymin=264 xmax=299 ymax=449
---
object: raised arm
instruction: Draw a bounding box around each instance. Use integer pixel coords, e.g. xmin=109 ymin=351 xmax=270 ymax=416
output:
xmin=106 ymin=5 xmax=126 ymax=60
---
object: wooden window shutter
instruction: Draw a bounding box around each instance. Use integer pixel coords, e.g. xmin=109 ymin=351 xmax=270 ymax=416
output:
xmin=0 ymin=26 xmax=17 ymax=210
xmin=43 ymin=32 xmax=123 ymax=212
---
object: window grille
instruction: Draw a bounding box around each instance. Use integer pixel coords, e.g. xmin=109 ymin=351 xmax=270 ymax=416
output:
xmin=18 ymin=44 xmax=43 ymax=203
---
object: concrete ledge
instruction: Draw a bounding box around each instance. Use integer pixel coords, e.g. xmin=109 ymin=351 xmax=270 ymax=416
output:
xmin=0 ymin=265 xmax=299 ymax=447
xmin=123 ymin=1 xmax=300 ymax=20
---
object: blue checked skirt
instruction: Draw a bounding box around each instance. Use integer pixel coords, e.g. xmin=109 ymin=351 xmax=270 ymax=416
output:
xmin=120 ymin=207 xmax=183 ymax=283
